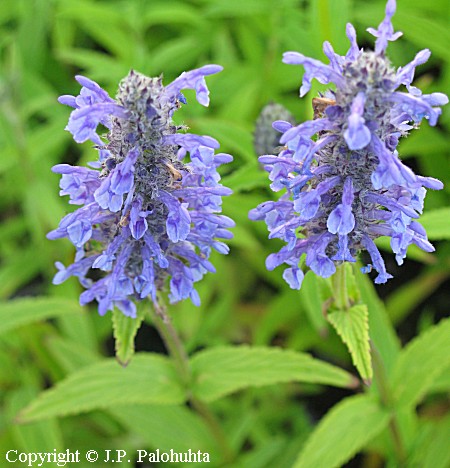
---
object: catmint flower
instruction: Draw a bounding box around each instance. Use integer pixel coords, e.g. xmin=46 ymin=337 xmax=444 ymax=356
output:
xmin=249 ymin=0 xmax=447 ymax=289
xmin=49 ymin=66 xmax=234 ymax=317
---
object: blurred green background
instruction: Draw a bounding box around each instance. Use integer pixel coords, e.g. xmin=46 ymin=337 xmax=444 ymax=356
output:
xmin=0 ymin=0 xmax=448 ymax=467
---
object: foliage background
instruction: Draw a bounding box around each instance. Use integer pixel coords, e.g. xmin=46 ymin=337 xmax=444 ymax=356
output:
xmin=0 ymin=0 xmax=448 ymax=466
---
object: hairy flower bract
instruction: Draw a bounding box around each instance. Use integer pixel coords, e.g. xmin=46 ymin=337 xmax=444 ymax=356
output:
xmin=249 ymin=0 xmax=447 ymax=289
xmin=49 ymin=66 xmax=234 ymax=317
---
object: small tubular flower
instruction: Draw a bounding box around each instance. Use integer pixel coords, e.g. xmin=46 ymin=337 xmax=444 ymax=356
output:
xmin=250 ymin=0 xmax=447 ymax=289
xmin=49 ymin=66 xmax=234 ymax=316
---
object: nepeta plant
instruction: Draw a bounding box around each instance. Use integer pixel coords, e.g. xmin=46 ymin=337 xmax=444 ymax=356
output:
xmin=48 ymin=66 xmax=234 ymax=317
xmin=249 ymin=0 xmax=447 ymax=289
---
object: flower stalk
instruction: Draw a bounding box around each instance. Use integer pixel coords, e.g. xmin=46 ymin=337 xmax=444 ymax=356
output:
xmin=149 ymin=300 xmax=234 ymax=463
xmin=332 ymin=264 xmax=351 ymax=311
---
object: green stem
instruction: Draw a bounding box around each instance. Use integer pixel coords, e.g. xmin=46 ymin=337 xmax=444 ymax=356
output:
xmin=371 ymin=344 xmax=407 ymax=465
xmin=333 ymin=264 xmax=351 ymax=310
xmin=151 ymin=301 xmax=191 ymax=385
xmin=149 ymin=300 xmax=234 ymax=462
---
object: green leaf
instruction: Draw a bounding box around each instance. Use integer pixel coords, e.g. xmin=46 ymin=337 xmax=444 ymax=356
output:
xmin=419 ymin=208 xmax=450 ymax=240
xmin=57 ymin=48 xmax=128 ymax=83
xmin=327 ymin=304 xmax=372 ymax=382
xmin=190 ymin=346 xmax=357 ymax=402
xmin=143 ymin=3 xmax=203 ymax=27
xmin=110 ymin=404 xmax=219 ymax=454
xmin=112 ymin=304 xmax=146 ymax=366
xmin=428 ymin=363 xmax=450 ymax=394
xmin=6 ymin=387 xmax=63 ymax=454
xmin=236 ymin=438 xmax=288 ymax=468
xmin=390 ymin=318 xmax=450 ymax=408
xmin=19 ymin=354 xmax=185 ymax=423
xmin=150 ymin=36 xmax=206 ymax=72
xmin=57 ymin=0 xmax=125 ymax=26
xmin=294 ymin=394 xmax=389 ymax=468
xmin=0 ymin=297 xmax=83 ymax=336
xmin=56 ymin=304 xmax=98 ymax=353
xmin=409 ymin=415 xmax=450 ymax=468
xmin=45 ymin=337 xmax=99 ymax=374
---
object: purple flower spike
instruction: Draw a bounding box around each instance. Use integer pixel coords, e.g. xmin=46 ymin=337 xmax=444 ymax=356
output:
xmin=250 ymin=0 xmax=446 ymax=289
xmin=49 ymin=67 xmax=233 ymax=316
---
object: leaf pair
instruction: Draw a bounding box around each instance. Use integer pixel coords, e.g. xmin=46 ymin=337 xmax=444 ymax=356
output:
xmin=19 ymin=346 xmax=356 ymax=423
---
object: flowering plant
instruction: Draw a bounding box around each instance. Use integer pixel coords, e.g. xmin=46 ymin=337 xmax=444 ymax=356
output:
xmin=48 ymin=66 xmax=234 ymax=317
xmin=250 ymin=0 xmax=447 ymax=289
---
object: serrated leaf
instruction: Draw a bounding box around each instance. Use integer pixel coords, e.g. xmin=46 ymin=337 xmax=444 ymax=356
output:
xmin=327 ymin=304 xmax=372 ymax=381
xmin=19 ymin=354 xmax=185 ymax=423
xmin=419 ymin=208 xmax=450 ymax=240
xmin=112 ymin=304 xmax=146 ymax=366
xmin=294 ymin=395 xmax=389 ymax=468
xmin=0 ymin=297 xmax=82 ymax=336
xmin=390 ymin=318 xmax=450 ymax=408
xmin=190 ymin=346 xmax=357 ymax=402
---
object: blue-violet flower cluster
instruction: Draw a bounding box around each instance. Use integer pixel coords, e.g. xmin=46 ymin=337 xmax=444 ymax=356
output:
xmin=249 ymin=0 xmax=447 ymax=289
xmin=49 ymin=66 xmax=234 ymax=317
